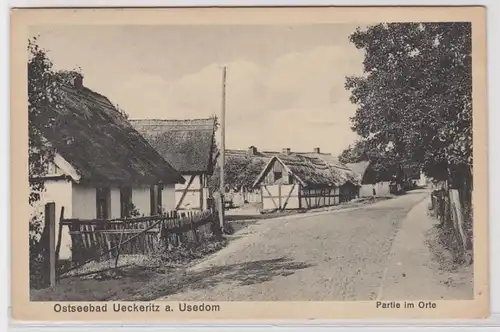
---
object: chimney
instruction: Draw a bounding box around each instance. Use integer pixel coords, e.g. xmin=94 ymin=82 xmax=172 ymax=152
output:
xmin=247 ymin=146 xmax=257 ymax=156
xmin=313 ymin=147 xmax=321 ymax=154
xmin=282 ymin=148 xmax=291 ymax=155
xmin=73 ymin=73 xmax=83 ymax=88
xmin=63 ymin=71 xmax=83 ymax=88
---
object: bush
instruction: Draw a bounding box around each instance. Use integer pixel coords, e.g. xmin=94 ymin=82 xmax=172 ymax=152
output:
xmin=29 ymin=213 xmax=48 ymax=289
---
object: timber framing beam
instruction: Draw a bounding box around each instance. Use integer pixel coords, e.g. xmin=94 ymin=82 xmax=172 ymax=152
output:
xmin=176 ymin=175 xmax=196 ymax=210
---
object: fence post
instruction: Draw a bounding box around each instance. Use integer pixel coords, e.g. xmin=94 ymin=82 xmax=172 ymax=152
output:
xmin=215 ymin=192 xmax=225 ymax=233
xmin=190 ymin=215 xmax=199 ymax=244
xmin=449 ymin=189 xmax=470 ymax=258
xmin=55 ymin=207 xmax=64 ymax=268
xmin=45 ymin=203 xmax=56 ymax=287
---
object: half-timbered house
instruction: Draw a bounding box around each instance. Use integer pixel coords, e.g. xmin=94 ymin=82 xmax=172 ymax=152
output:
xmin=131 ymin=118 xmax=217 ymax=211
xmin=252 ymin=148 xmax=359 ymax=211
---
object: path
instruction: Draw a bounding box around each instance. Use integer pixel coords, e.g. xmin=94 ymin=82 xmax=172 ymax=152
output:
xmin=159 ymin=190 xmax=437 ymax=301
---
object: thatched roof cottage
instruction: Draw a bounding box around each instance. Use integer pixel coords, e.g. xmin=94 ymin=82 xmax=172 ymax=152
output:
xmin=130 ymin=118 xmax=217 ymax=211
xmin=31 ymin=73 xmax=185 ymax=259
xmin=251 ymin=147 xmax=360 ymax=211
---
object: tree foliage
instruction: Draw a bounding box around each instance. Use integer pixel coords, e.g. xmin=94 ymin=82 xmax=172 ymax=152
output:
xmin=28 ymin=37 xmax=62 ymax=205
xmin=28 ymin=38 xmax=82 ymax=288
xmin=343 ymin=22 xmax=472 ymax=186
xmin=209 ymin=155 xmax=267 ymax=193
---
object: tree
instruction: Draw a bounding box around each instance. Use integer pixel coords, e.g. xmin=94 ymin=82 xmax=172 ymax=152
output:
xmin=28 ymin=37 xmax=61 ymax=205
xmin=28 ymin=38 xmax=80 ymax=288
xmin=209 ymin=155 xmax=267 ymax=193
xmin=344 ymin=23 xmax=472 ymax=189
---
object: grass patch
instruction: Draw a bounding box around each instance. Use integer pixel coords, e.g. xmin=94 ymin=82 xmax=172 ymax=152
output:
xmin=31 ymin=237 xmax=228 ymax=301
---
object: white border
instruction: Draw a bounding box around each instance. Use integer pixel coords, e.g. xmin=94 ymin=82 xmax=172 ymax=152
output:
xmin=4 ymin=0 xmax=499 ymax=330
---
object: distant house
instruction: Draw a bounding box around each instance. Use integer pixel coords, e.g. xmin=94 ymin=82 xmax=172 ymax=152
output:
xmin=252 ymin=148 xmax=359 ymax=211
xmin=223 ymin=146 xmax=273 ymax=206
xmin=402 ymin=164 xmax=426 ymax=189
xmin=130 ymin=118 xmax=217 ymax=211
xmin=31 ymin=74 xmax=185 ymax=260
xmin=346 ymin=160 xmax=411 ymax=197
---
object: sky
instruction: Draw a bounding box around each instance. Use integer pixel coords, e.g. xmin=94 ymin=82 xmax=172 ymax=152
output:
xmin=31 ymin=24 xmax=366 ymax=155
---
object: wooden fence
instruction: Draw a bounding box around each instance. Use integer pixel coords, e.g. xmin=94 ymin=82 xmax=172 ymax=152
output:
xmin=58 ymin=209 xmax=221 ymax=275
xmin=430 ymin=188 xmax=472 ymax=264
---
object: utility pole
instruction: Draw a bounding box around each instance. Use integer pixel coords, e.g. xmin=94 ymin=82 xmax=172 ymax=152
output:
xmin=218 ymin=65 xmax=227 ymax=233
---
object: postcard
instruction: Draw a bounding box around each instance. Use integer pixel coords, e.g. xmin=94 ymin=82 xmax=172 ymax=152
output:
xmin=10 ymin=6 xmax=489 ymax=321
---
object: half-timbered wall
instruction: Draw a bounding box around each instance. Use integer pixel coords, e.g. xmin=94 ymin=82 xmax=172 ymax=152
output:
xmin=262 ymin=160 xmax=293 ymax=185
xmin=175 ymin=173 xmax=209 ymax=211
xmin=261 ymin=184 xmax=300 ymax=210
xmin=260 ymin=184 xmax=344 ymax=211
xmin=299 ymin=187 xmax=340 ymax=209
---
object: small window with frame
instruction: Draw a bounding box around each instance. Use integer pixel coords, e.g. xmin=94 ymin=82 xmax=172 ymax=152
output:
xmin=96 ymin=187 xmax=111 ymax=220
xmin=120 ymin=187 xmax=133 ymax=218
xmin=273 ymin=171 xmax=283 ymax=181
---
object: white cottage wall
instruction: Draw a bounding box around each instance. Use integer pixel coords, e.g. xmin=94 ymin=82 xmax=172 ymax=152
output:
xmin=110 ymin=188 xmax=121 ymax=219
xmin=162 ymin=184 xmax=176 ymax=212
xmin=72 ymin=184 xmax=97 ymax=219
xmin=175 ymin=174 xmax=203 ymax=210
xmin=31 ymin=178 xmax=73 ymax=260
xmin=132 ymin=186 xmax=151 ymax=216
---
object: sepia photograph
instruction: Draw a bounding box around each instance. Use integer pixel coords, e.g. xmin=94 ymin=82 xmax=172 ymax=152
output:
xmin=10 ymin=6 xmax=488 ymax=321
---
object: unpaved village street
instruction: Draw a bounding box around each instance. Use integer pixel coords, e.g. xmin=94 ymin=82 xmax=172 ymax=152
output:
xmin=159 ymin=191 xmax=440 ymax=301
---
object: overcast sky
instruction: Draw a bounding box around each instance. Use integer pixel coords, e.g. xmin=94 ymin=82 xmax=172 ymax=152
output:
xmin=32 ymin=24 xmax=366 ymax=155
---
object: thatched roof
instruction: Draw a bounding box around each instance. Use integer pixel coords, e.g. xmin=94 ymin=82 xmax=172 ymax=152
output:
xmin=346 ymin=161 xmax=371 ymax=183
xmin=38 ymin=84 xmax=185 ymax=186
xmin=252 ymin=151 xmax=360 ymax=188
xmin=130 ymin=118 xmax=217 ymax=174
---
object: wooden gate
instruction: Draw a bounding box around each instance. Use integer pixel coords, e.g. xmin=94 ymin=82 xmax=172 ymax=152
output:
xmin=260 ymin=184 xmax=300 ymax=211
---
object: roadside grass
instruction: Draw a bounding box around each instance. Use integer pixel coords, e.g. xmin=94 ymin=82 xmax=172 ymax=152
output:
xmin=424 ymin=223 xmax=473 ymax=297
xmin=31 ymin=264 xmax=190 ymax=301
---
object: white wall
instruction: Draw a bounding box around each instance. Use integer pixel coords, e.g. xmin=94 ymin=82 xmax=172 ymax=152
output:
xmin=72 ymin=184 xmax=97 ymax=219
xmin=132 ymin=185 xmax=151 ymax=216
xmin=30 ymin=178 xmax=73 ymax=260
xmin=261 ymin=184 xmax=300 ymax=210
xmin=110 ymin=187 xmax=121 ymax=219
xmin=162 ymin=184 xmax=176 ymax=212
xmin=359 ymin=182 xmax=391 ymax=197
xmin=175 ymin=174 xmax=203 ymax=210
xmin=419 ymin=172 xmax=428 ymax=187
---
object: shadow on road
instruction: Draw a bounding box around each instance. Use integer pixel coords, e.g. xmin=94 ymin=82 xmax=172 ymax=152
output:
xmin=30 ymin=257 xmax=313 ymax=302
xmin=183 ymin=257 xmax=314 ymax=289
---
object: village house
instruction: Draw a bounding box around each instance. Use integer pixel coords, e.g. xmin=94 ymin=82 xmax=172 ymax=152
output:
xmin=30 ymin=73 xmax=185 ymax=260
xmin=346 ymin=160 xmax=422 ymax=197
xmin=130 ymin=118 xmax=217 ymax=211
xmin=345 ymin=161 xmax=382 ymax=197
xmin=252 ymin=148 xmax=359 ymax=211
xmin=223 ymin=146 xmax=273 ymax=206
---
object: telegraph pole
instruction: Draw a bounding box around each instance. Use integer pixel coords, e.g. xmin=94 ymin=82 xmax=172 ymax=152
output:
xmin=218 ymin=65 xmax=227 ymax=232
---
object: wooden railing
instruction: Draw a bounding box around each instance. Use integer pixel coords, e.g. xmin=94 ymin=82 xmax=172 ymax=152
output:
xmin=58 ymin=209 xmax=221 ymax=276
xmin=429 ymin=188 xmax=472 ymax=264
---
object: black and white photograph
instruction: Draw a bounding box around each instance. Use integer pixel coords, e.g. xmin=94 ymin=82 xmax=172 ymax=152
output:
xmin=11 ymin=6 xmax=488 ymax=321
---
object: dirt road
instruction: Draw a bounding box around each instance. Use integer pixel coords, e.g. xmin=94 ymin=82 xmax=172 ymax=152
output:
xmin=158 ymin=190 xmax=467 ymax=301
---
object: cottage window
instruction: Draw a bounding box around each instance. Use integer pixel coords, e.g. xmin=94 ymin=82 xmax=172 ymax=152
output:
xmin=96 ymin=187 xmax=111 ymax=220
xmin=273 ymin=171 xmax=283 ymax=181
xmin=120 ymin=187 xmax=132 ymax=218
xmin=150 ymin=185 xmax=163 ymax=215
xmin=289 ymin=176 xmax=295 ymax=184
